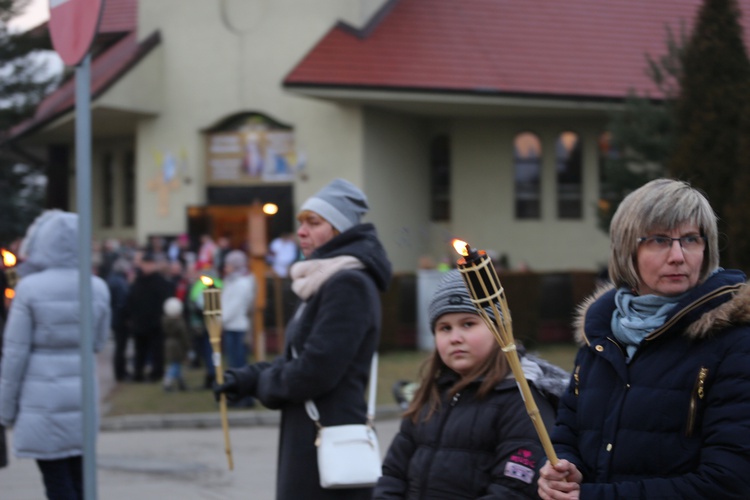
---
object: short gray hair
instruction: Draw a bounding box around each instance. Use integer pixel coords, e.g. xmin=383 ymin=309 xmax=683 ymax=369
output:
xmin=609 ymin=178 xmax=719 ymax=290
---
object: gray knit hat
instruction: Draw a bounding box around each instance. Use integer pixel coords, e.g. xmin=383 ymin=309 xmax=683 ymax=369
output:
xmin=299 ymin=178 xmax=369 ymax=232
xmin=428 ymin=270 xmax=497 ymax=331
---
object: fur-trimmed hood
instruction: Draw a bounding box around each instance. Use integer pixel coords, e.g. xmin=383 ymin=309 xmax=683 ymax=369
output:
xmin=574 ymin=269 xmax=750 ymax=346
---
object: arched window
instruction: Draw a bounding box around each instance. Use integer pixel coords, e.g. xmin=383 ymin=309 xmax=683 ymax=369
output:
xmin=514 ymin=132 xmax=542 ymax=219
xmin=556 ymin=131 xmax=582 ymax=219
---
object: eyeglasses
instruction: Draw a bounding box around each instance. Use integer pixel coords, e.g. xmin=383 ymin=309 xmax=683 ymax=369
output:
xmin=637 ymin=235 xmax=706 ymax=253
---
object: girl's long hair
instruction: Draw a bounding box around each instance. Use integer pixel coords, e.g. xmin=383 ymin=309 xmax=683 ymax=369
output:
xmin=403 ymin=338 xmax=509 ymax=423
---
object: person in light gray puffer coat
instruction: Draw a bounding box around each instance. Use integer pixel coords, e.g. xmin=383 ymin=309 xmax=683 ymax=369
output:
xmin=0 ymin=210 xmax=111 ymax=500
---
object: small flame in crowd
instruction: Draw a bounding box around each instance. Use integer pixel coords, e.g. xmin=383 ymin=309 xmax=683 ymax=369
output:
xmin=1 ymin=249 xmax=16 ymax=267
xmin=4 ymin=288 xmax=14 ymax=300
xmin=452 ymin=239 xmax=469 ymax=257
xmin=200 ymin=275 xmax=214 ymax=287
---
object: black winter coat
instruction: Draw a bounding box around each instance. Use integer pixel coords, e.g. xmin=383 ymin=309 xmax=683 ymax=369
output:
xmin=374 ymin=368 xmax=557 ymax=499
xmin=124 ymin=271 xmax=172 ymax=336
xmin=229 ymin=223 xmax=391 ymax=500
xmin=553 ymin=269 xmax=750 ymax=498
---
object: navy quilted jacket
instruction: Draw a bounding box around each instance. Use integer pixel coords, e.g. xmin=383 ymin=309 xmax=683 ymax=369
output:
xmin=553 ymin=269 xmax=750 ymax=499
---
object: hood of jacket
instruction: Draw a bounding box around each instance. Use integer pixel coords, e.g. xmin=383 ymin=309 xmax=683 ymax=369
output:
xmin=17 ymin=210 xmax=79 ymax=276
xmin=574 ymin=268 xmax=750 ymax=346
xmin=308 ymin=222 xmax=392 ymax=292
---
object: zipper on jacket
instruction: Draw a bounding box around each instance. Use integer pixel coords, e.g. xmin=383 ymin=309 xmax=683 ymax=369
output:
xmin=418 ymin=391 xmax=461 ymax=499
xmin=573 ymin=365 xmax=580 ymax=396
xmin=686 ymin=367 xmax=708 ymax=437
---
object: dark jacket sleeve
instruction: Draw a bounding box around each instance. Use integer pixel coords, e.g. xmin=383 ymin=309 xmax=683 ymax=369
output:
xmin=253 ymin=271 xmax=376 ymax=406
xmin=477 ymin=389 xmax=548 ymax=500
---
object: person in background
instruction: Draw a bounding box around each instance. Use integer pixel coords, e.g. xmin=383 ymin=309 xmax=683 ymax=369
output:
xmin=108 ymin=257 xmax=133 ymax=382
xmin=215 ymin=234 xmax=232 ymax=278
xmin=375 ymin=270 xmax=568 ymax=499
xmin=0 ymin=210 xmax=111 ymax=500
xmin=189 ymin=266 xmax=223 ymax=388
xmin=221 ymin=249 xmax=257 ymax=407
xmin=197 ymin=234 xmax=217 ymax=270
xmin=267 ymin=232 xmax=299 ymax=278
xmin=538 ymin=179 xmax=750 ymax=499
xmin=162 ymin=297 xmax=191 ymax=391
xmin=168 ymin=233 xmax=192 ymax=266
xmin=214 ymin=178 xmax=392 ymax=499
xmin=124 ymin=251 xmax=173 ymax=382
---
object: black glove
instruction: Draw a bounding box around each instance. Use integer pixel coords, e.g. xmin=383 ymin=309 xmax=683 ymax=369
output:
xmin=213 ymin=371 xmax=240 ymax=403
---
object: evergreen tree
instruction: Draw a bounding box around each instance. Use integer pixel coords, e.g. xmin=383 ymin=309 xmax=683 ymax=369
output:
xmin=598 ymin=26 xmax=685 ymax=232
xmin=0 ymin=0 xmax=59 ymax=246
xmin=668 ymin=0 xmax=750 ymax=271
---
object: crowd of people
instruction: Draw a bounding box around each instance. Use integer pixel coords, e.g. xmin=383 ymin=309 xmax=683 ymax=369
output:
xmin=90 ymin=232 xmax=297 ymax=393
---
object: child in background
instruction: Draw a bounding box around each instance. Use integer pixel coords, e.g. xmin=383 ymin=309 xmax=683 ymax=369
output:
xmin=162 ymin=297 xmax=191 ymax=391
xmin=374 ymin=270 xmax=569 ymax=499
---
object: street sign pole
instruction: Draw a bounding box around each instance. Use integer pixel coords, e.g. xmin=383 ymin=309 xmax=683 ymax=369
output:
xmin=75 ymin=53 xmax=96 ymax=500
xmin=48 ymin=1 xmax=105 ymax=499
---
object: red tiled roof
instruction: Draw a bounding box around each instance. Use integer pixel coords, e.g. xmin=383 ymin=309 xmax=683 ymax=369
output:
xmin=28 ymin=0 xmax=136 ymax=35
xmin=99 ymin=0 xmax=138 ymax=34
xmin=284 ymin=0 xmax=750 ymax=100
xmin=7 ymin=30 xmax=160 ymax=141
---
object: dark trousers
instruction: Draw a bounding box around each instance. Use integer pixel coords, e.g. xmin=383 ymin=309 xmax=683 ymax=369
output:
xmin=0 ymin=424 xmax=7 ymax=468
xmin=134 ymin=328 xmax=165 ymax=381
xmin=36 ymin=455 xmax=83 ymax=500
xmin=112 ymin=325 xmax=131 ymax=381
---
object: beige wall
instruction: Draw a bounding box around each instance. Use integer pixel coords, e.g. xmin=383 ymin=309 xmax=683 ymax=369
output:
xmin=362 ymin=108 xmax=431 ymax=271
xmin=451 ymin=117 xmax=611 ymax=272
xmin=125 ymin=0 xmax=376 ymax=242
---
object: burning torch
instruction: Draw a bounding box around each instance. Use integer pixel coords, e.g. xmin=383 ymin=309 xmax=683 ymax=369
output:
xmin=452 ymin=239 xmax=558 ymax=465
xmin=201 ymin=275 xmax=234 ymax=471
xmin=2 ymin=248 xmax=18 ymax=305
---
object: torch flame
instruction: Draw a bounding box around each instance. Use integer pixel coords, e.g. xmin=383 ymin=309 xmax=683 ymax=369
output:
xmin=5 ymin=288 xmax=14 ymax=300
xmin=200 ymin=275 xmax=214 ymax=287
xmin=452 ymin=239 xmax=469 ymax=257
xmin=1 ymin=249 xmax=16 ymax=267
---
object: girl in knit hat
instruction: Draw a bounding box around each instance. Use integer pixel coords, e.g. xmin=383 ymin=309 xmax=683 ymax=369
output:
xmin=374 ymin=270 xmax=569 ymax=499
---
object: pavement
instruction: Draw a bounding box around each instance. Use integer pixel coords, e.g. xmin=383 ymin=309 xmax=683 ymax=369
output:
xmin=1 ymin=340 xmax=404 ymax=500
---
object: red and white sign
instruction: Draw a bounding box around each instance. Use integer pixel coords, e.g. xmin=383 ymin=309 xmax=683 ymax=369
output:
xmin=48 ymin=0 xmax=105 ymax=66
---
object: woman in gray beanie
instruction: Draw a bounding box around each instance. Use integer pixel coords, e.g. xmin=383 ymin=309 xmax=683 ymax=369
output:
xmin=214 ymin=178 xmax=392 ymax=499
xmin=375 ymin=270 xmax=569 ymax=499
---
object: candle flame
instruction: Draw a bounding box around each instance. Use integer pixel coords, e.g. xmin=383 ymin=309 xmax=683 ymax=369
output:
xmin=5 ymin=288 xmax=14 ymax=300
xmin=200 ymin=275 xmax=214 ymax=287
xmin=452 ymin=239 xmax=469 ymax=257
xmin=1 ymin=249 xmax=16 ymax=267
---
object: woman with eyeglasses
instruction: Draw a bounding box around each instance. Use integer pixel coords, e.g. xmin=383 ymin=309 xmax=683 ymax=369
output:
xmin=538 ymin=178 xmax=750 ymax=499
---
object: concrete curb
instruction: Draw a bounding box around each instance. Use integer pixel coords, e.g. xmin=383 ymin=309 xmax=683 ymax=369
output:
xmin=101 ymin=405 xmax=405 ymax=432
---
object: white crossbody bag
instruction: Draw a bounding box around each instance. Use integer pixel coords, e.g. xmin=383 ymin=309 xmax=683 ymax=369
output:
xmin=294 ymin=347 xmax=382 ymax=489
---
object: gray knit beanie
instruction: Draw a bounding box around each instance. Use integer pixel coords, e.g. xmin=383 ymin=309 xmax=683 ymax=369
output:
xmin=428 ymin=270 xmax=497 ymax=331
xmin=299 ymin=178 xmax=369 ymax=232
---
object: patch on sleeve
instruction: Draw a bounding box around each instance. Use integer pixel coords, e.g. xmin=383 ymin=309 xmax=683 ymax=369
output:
xmin=504 ymin=461 xmax=535 ymax=484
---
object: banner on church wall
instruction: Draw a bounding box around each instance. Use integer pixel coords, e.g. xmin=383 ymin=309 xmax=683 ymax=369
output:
xmin=205 ymin=114 xmax=305 ymax=185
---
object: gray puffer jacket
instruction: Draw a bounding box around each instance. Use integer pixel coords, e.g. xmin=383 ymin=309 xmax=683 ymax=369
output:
xmin=0 ymin=210 xmax=111 ymax=459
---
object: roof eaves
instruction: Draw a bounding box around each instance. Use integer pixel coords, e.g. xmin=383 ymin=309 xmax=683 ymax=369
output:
xmin=335 ymin=0 xmax=401 ymax=39
xmin=283 ymin=81 xmax=647 ymax=105
xmin=3 ymin=31 xmax=161 ymax=144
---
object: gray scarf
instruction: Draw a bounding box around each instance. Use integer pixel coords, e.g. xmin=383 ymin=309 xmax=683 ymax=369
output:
xmin=611 ymin=288 xmax=685 ymax=360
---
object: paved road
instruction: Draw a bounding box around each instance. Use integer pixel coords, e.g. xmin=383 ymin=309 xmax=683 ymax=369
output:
xmin=0 ymin=340 xmax=403 ymax=499
xmin=2 ymin=418 xmax=401 ymax=500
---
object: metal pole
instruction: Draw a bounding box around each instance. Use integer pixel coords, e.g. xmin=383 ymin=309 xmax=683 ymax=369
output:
xmin=76 ymin=53 xmax=97 ymax=500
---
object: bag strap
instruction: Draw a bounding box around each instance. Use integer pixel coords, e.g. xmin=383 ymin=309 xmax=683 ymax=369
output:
xmin=292 ymin=346 xmax=378 ymax=427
